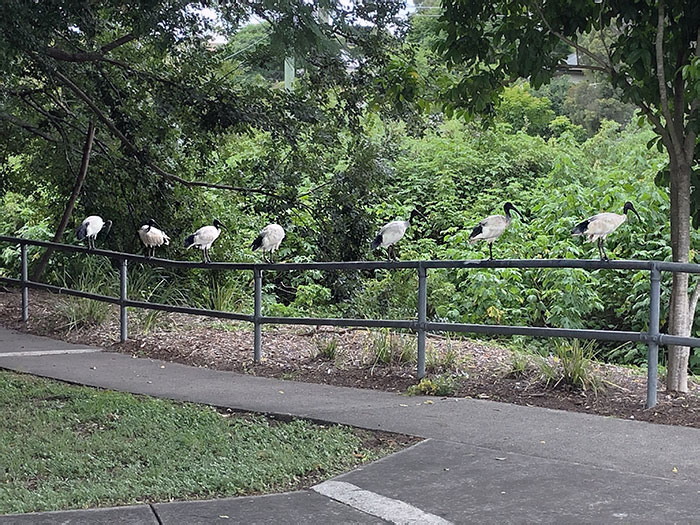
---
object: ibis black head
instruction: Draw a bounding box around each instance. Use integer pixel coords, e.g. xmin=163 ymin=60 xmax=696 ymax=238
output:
xmin=213 ymin=219 xmax=225 ymax=230
xmin=408 ymin=208 xmax=425 ymax=223
xmin=504 ymin=202 xmax=522 ymax=218
xmin=146 ymin=218 xmax=161 ymax=229
xmin=103 ymin=220 xmax=113 ymax=238
xmin=623 ymin=202 xmax=641 ymax=221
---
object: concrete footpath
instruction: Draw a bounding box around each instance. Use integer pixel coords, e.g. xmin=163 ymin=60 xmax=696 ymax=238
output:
xmin=1 ymin=326 xmax=699 ymax=524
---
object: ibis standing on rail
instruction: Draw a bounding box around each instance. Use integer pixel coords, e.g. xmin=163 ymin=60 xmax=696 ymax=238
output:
xmin=468 ymin=202 xmax=523 ymax=260
xmin=138 ymin=219 xmax=170 ymax=258
xmin=370 ymin=209 xmax=420 ymax=261
xmin=184 ymin=219 xmax=225 ymax=263
xmin=571 ymin=201 xmax=641 ymax=260
xmin=76 ymin=215 xmax=112 ymax=250
xmin=251 ymin=224 xmax=286 ymax=263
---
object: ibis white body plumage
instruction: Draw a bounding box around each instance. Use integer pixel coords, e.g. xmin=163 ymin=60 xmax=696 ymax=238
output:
xmin=469 ymin=203 xmax=521 ymax=260
xmin=184 ymin=219 xmax=224 ymax=263
xmin=138 ymin=220 xmax=170 ymax=257
xmin=251 ymin=224 xmax=285 ymax=262
xmin=371 ymin=220 xmax=410 ymax=260
xmin=76 ymin=215 xmax=112 ymax=249
xmin=571 ymin=201 xmax=640 ymax=260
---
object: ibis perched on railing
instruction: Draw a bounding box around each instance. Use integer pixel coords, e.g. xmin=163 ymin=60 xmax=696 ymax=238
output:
xmin=251 ymin=224 xmax=286 ymax=262
xmin=571 ymin=201 xmax=641 ymax=260
xmin=138 ymin=219 xmax=170 ymax=258
xmin=468 ymin=202 xmax=523 ymax=260
xmin=184 ymin=219 xmax=225 ymax=263
xmin=76 ymin=215 xmax=112 ymax=250
xmin=370 ymin=209 xmax=420 ymax=261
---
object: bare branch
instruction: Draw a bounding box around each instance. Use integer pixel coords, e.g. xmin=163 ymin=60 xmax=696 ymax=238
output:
xmin=100 ymin=34 xmax=136 ymax=54
xmin=0 ymin=111 xmax=61 ymax=143
xmin=555 ymin=63 xmax=608 ymax=73
xmin=530 ymin=1 xmax=611 ymax=71
xmin=45 ymin=33 xmax=136 ymax=63
xmin=51 ymin=68 xmax=284 ymax=199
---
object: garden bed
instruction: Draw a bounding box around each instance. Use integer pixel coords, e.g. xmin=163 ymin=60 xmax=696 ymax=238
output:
xmin=1 ymin=289 xmax=699 ymax=429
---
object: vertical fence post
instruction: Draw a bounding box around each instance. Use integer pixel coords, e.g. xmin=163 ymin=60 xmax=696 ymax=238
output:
xmin=646 ymin=264 xmax=661 ymax=409
xmin=417 ymin=264 xmax=427 ymax=379
xmin=119 ymin=259 xmax=128 ymax=343
xmin=20 ymin=243 xmax=28 ymax=322
xmin=254 ymin=267 xmax=262 ymax=363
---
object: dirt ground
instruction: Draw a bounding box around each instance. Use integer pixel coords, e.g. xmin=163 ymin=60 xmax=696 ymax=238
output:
xmin=1 ymin=289 xmax=699 ymax=429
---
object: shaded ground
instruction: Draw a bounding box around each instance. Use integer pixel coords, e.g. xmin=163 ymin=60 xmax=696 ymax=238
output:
xmin=1 ymin=289 xmax=699 ymax=429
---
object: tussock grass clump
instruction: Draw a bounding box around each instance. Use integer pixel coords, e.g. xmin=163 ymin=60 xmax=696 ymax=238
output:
xmin=365 ymin=329 xmax=415 ymax=366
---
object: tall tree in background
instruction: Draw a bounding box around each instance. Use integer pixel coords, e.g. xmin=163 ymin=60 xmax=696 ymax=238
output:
xmin=438 ymin=0 xmax=699 ymax=392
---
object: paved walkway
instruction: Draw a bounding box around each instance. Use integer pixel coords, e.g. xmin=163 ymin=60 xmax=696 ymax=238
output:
xmin=1 ymin=326 xmax=700 ymax=524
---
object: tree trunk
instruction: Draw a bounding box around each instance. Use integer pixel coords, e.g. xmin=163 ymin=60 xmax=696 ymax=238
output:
xmin=666 ymin=154 xmax=692 ymax=393
xmin=31 ymin=122 xmax=96 ymax=281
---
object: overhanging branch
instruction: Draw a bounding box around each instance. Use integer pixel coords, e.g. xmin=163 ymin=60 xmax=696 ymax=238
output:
xmin=44 ymin=33 xmax=136 ymax=63
xmin=530 ymin=1 xmax=611 ymax=71
xmin=0 ymin=111 xmax=61 ymax=143
xmin=51 ymin=68 xmax=284 ymax=199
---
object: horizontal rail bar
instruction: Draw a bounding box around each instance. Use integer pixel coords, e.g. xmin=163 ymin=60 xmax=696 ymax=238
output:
xmin=124 ymin=299 xmax=253 ymax=322
xmin=261 ymin=316 xmax=414 ymax=329
xmin=4 ymin=276 xmax=698 ymax=347
xmin=425 ymin=322 xmax=649 ymax=343
xmin=658 ymin=334 xmax=700 ymax=348
xmin=2 ymin=236 xmax=700 ymax=274
xmin=7 ymin=279 xmax=123 ymax=305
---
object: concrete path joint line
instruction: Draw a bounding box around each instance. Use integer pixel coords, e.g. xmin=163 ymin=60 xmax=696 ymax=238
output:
xmin=0 ymin=348 xmax=100 ymax=358
xmin=313 ymin=480 xmax=453 ymax=525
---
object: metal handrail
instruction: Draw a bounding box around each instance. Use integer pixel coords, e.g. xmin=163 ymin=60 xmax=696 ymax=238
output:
xmin=1 ymin=235 xmax=699 ymax=409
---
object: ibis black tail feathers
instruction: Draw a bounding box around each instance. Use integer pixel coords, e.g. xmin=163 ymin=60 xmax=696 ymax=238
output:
xmin=370 ymin=234 xmax=383 ymax=251
xmin=76 ymin=223 xmax=88 ymax=241
xmin=571 ymin=220 xmax=589 ymax=235
xmin=469 ymin=224 xmax=483 ymax=241
xmin=251 ymin=234 xmax=263 ymax=251
xmin=184 ymin=234 xmax=195 ymax=248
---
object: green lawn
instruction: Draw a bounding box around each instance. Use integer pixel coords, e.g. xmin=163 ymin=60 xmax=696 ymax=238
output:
xmin=0 ymin=371 xmax=394 ymax=514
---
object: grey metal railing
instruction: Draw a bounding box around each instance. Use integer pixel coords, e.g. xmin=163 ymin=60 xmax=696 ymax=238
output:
xmin=1 ymin=234 xmax=699 ymax=409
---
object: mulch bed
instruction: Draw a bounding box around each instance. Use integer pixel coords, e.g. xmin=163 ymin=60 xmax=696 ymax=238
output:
xmin=1 ymin=289 xmax=699 ymax=429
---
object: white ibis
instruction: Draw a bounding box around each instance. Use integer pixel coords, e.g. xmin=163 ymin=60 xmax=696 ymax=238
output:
xmin=251 ymin=224 xmax=286 ymax=262
xmin=184 ymin=219 xmax=225 ymax=263
xmin=76 ymin=215 xmax=112 ymax=250
xmin=370 ymin=209 xmax=420 ymax=261
xmin=138 ymin=219 xmax=170 ymax=258
xmin=469 ymin=202 xmax=523 ymax=260
xmin=571 ymin=201 xmax=641 ymax=260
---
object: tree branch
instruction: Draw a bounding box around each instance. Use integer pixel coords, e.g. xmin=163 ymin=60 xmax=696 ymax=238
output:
xmin=655 ymin=0 xmax=682 ymax=157
xmin=555 ymin=63 xmax=608 ymax=72
xmin=530 ymin=1 xmax=611 ymax=71
xmin=44 ymin=33 xmax=136 ymax=63
xmin=51 ymin=68 xmax=284 ymax=199
xmin=0 ymin=111 xmax=61 ymax=143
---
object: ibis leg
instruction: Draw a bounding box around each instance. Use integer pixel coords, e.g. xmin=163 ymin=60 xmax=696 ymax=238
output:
xmin=488 ymin=243 xmax=494 ymax=260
